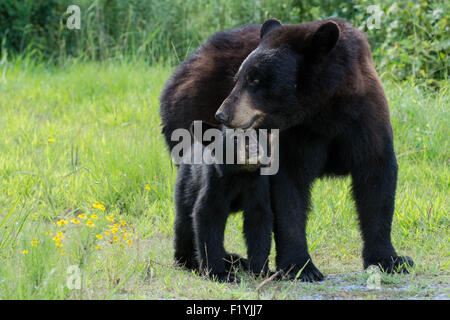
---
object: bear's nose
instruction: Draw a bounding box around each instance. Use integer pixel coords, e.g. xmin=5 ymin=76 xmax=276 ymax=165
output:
xmin=215 ymin=111 xmax=229 ymax=124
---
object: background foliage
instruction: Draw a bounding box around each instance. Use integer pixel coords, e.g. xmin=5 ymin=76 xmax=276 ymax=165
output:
xmin=0 ymin=0 xmax=448 ymax=83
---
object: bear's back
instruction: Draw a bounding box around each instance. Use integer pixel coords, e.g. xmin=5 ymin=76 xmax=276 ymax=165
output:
xmin=159 ymin=25 xmax=261 ymax=150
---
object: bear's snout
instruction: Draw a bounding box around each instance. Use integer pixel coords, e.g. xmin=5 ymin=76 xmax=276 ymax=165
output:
xmin=215 ymin=110 xmax=230 ymax=125
xmin=216 ymin=93 xmax=264 ymax=129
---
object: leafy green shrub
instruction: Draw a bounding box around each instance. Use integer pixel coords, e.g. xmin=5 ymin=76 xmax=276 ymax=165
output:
xmin=0 ymin=0 xmax=448 ymax=83
xmin=370 ymin=1 xmax=449 ymax=86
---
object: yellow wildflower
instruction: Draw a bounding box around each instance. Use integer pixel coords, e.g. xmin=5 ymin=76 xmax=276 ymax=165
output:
xmin=71 ymin=218 xmax=80 ymax=224
xmin=113 ymin=235 xmax=119 ymax=243
xmin=86 ymin=219 xmax=95 ymax=228
xmin=57 ymin=220 xmax=68 ymax=226
xmin=56 ymin=242 xmax=63 ymax=248
xmin=106 ymin=216 xmax=114 ymax=222
xmin=96 ymin=234 xmax=103 ymax=240
xmin=78 ymin=213 xmax=86 ymax=220
xmin=31 ymin=239 xmax=39 ymax=247
xmin=22 ymin=250 xmax=29 ymax=255
xmin=110 ymin=228 xmax=119 ymax=234
xmin=145 ymin=184 xmax=150 ymax=190
xmin=104 ymin=231 xmax=110 ymax=236
xmin=91 ymin=214 xmax=98 ymax=220
xmin=120 ymin=220 xmax=127 ymax=226
xmin=56 ymin=231 xmax=64 ymax=239
xmin=93 ymin=202 xmax=106 ymax=211
xmin=48 ymin=138 xmax=55 ymax=142
xmin=95 ymin=245 xmax=102 ymax=250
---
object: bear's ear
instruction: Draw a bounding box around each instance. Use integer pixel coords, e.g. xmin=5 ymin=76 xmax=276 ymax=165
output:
xmin=309 ymin=21 xmax=340 ymax=56
xmin=189 ymin=121 xmax=220 ymax=145
xmin=260 ymin=18 xmax=282 ymax=39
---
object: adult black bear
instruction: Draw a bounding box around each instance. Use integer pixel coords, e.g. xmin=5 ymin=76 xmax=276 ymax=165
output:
xmin=160 ymin=18 xmax=413 ymax=281
xmin=174 ymin=121 xmax=273 ymax=282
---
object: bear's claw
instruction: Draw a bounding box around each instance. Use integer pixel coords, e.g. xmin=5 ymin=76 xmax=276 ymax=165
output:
xmin=368 ymin=255 xmax=414 ymax=274
xmin=277 ymin=260 xmax=324 ymax=282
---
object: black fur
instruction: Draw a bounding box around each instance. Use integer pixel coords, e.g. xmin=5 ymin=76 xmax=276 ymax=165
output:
xmin=174 ymin=123 xmax=273 ymax=282
xmin=160 ymin=19 xmax=414 ymax=282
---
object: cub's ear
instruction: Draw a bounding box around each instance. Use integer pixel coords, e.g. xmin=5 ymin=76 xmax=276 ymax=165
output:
xmin=309 ymin=21 xmax=340 ymax=56
xmin=260 ymin=18 xmax=282 ymax=39
xmin=189 ymin=121 xmax=220 ymax=145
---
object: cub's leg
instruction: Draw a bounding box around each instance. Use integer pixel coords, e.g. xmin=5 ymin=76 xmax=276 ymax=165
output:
xmin=193 ymin=191 xmax=237 ymax=282
xmin=174 ymin=174 xmax=198 ymax=270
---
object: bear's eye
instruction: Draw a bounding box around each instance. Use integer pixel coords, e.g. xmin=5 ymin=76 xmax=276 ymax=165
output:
xmin=247 ymin=76 xmax=260 ymax=87
xmin=246 ymin=68 xmax=263 ymax=88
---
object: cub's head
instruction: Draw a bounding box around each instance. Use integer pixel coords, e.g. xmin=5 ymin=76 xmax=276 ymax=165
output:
xmin=216 ymin=18 xmax=353 ymax=131
xmin=189 ymin=121 xmax=274 ymax=173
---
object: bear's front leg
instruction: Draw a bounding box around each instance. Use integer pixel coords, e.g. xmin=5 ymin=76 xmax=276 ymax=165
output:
xmin=351 ymin=140 xmax=414 ymax=273
xmin=192 ymin=194 xmax=238 ymax=283
xmin=270 ymin=169 xmax=324 ymax=282
xmin=243 ymin=193 xmax=274 ymax=277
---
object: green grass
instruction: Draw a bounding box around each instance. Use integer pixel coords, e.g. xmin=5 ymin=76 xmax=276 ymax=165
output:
xmin=0 ymin=59 xmax=448 ymax=299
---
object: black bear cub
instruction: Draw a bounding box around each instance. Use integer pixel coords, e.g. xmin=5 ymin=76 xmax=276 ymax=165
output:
xmin=174 ymin=121 xmax=273 ymax=282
